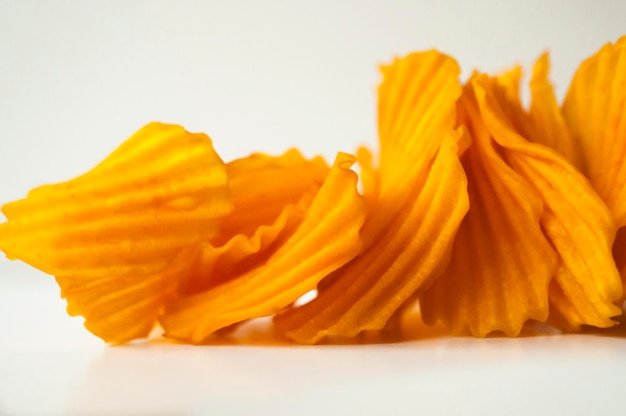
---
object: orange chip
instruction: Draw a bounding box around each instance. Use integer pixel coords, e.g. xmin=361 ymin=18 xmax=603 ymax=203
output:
xmin=0 ymin=122 xmax=232 ymax=342
xmin=274 ymin=51 xmax=469 ymax=343
xmin=161 ymin=152 xmax=367 ymax=344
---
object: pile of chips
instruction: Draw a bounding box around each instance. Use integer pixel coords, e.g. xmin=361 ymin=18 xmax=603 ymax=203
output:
xmin=1 ymin=37 xmax=624 ymax=344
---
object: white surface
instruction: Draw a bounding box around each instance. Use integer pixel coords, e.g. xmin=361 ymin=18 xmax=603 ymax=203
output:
xmin=2 ymin=273 xmax=626 ymax=416
xmin=1 ymin=1 xmax=626 ymax=415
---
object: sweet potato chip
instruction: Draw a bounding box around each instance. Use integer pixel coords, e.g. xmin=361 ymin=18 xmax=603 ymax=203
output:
xmin=0 ymin=122 xmax=232 ymax=342
xmin=161 ymin=153 xmax=367 ymax=343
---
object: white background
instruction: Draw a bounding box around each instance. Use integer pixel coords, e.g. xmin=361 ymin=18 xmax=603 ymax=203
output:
xmin=1 ymin=1 xmax=626 ymax=415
